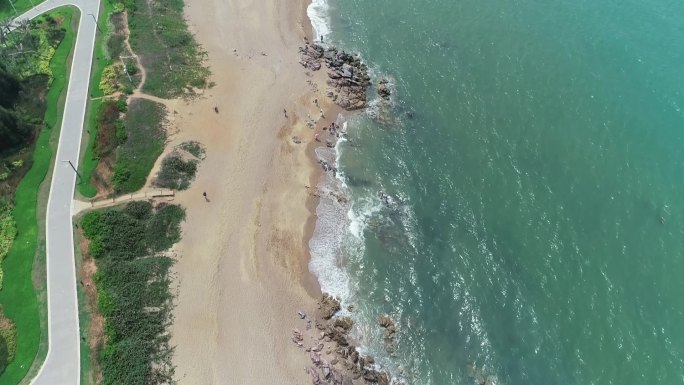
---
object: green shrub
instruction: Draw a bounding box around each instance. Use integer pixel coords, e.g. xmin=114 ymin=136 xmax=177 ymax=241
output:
xmin=112 ymin=162 xmax=131 ymax=190
xmin=114 ymin=99 xmax=166 ymax=194
xmin=114 ymin=120 xmax=127 ymax=144
xmin=178 ymin=141 xmax=205 ymax=159
xmin=81 ymin=211 xmax=104 ymax=239
xmin=80 ymin=203 xmax=185 ymax=385
xmin=116 ymin=98 xmax=127 ymax=113
xmin=145 ymin=204 xmax=185 ymax=252
xmin=106 ymin=34 xmax=125 ymax=60
xmin=154 ymin=153 xmax=198 ymax=190
xmin=123 ymin=201 xmax=152 ymax=220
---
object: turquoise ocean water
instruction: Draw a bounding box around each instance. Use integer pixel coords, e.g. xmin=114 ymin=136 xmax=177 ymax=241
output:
xmin=307 ymin=0 xmax=684 ymax=384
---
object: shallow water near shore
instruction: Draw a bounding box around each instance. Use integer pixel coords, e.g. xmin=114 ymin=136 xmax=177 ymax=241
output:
xmin=309 ymin=0 xmax=684 ymax=384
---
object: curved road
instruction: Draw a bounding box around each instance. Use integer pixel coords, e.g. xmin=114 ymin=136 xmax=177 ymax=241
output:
xmin=14 ymin=0 xmax=100 ymax=383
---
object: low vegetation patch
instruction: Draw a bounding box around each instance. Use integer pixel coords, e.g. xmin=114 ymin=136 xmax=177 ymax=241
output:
xmin=0 ymin=203 xmax=16 ymax=290
xmin=113 ymin=99 xmax=166 ymax=193
xmin=80 ymin=201 xmax=185 ymax=385
xmin=123 ymin=0 xmax=209 ymax=97
xmin=0 ymin=309 xmax=16 ymax=376
xmin=154 ymin=142 xmax=205 ymax=190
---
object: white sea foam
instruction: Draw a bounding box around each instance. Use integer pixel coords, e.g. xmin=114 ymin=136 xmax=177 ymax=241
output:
xmin=307 ymin=0 xmax=331 ymax=43
xmin=308 ymin=143 xmax=352 ymax=301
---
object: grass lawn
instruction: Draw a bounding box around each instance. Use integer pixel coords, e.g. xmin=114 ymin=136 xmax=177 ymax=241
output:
xmin=112 ymin=99 xmax=166 ymax=194
xmin=0 ymin=6 xmax=77 ymax=384
xmin=0 ymin=0 xmax=45 ymax=19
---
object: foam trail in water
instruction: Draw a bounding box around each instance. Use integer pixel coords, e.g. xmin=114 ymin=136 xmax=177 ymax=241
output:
xmin=308 ymin=141 xmax=352 ymax=301
xmin=307 ymin=0 xmax=331 ymax=43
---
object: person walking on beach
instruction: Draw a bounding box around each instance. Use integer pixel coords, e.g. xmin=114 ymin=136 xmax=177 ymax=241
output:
xmin=283 ymin=108 xmax=288 ymax=118
xmin=203 ymin=192 xmax=208 ymax=201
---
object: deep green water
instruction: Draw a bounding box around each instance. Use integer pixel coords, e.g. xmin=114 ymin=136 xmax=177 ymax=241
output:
xmin=309 ymin=0 xmax=684 ymax=384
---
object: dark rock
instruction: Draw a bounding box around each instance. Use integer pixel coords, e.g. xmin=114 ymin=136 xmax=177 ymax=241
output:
xmin=334 ymin=317 xmax=353 ymax=331
xmin=378 ymin=372 xmax=390 ymax=385
xmin=377 ymin=79 xmax=391 ymax=100
xmin=363 ymin=369 xmax=380 ymax=382
xmin=378 ymin=314 xmax=397 ymax=339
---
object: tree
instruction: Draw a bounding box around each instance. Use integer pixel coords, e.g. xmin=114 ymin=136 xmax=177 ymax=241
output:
xmin=0 ymin=19 xmax=12 ymax=47
xmin=16 ymin=18 xmax=29 ymax=36
xmin=0 ymin=61 xmax=27 ymax=152
xmin=0 ymin=105 xmax=29 ymax=152
xmin=0 ymin=61 xmax=20 ymax=108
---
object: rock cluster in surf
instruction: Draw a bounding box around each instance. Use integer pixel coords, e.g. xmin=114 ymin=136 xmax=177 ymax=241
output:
xmin=299 ymin=43 xmax=372 ymax=111
xmin=292 ymin=294 xmax=404 ymax=385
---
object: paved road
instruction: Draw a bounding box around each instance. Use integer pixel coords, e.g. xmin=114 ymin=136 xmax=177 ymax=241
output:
xmin=14 ymin=0 xmax=100 ymax=384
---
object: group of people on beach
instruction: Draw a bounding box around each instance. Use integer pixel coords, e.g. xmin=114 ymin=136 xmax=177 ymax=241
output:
xmin=315 ymin=121 xmax=345 ymax=144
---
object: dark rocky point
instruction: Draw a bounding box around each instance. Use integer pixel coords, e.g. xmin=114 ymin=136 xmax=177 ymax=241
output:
xmin=299 ymin=44 xmax=372 ymax=111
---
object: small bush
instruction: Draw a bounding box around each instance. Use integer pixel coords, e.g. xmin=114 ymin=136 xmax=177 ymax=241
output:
xmin=114 ymin=99 xmax=166 ymax=194
xmin=116 ymin=98 xmax=127 ymax=113
xmin=123 ymin=201 xmax=152 ymax=220
xmin=106 ymin=34 xmax=125 ymax=60
xmin=154 ymin=153 xmax=197 ymax=190
xmin=178 ymin=141 xmax=205 ymax=160
xmin=114 ymin=120 xmax=127 ymax=144
xmin=93 ymin=101 xmax=121 ymax=158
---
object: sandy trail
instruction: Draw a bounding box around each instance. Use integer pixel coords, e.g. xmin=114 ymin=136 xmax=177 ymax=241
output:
xmin=165 ymin=0 xmax=333 ymax=383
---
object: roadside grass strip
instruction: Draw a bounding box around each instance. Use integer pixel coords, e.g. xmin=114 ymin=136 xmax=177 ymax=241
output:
xmin=0 ymin=0 xmax=46 ymax=19
xmin=78 ymin=0 xmax=117 ymax=198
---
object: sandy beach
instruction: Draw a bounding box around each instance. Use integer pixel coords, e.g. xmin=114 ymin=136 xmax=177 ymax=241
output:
xmin=160 ymin=0 xmax=334 ymax=383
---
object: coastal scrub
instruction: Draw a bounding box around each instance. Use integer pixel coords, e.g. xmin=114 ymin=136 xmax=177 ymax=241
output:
xmin=80 ymin=201 xmax=185 ymax=384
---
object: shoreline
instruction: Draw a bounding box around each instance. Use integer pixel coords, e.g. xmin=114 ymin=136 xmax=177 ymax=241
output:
xmin=165 ymin=0 xmax=349 ymax=383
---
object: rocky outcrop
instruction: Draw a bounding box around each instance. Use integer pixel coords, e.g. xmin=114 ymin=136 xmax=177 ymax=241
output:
xmin=294 ymin=298 xmax=398 ymax=385
xmin=299 ymin=43 xmax=324 ymax=70
xmin=318 ymin=294 xmax=341 ymax=320
xmin=378 ymin=314 xmax=396 ymax=340
xmin=377 ymin=79 xmax=391 ymax=100
xmin=298 ymin=43 xmax=372 ymax=111
xmin=324 ymin=48 xmax=372 ymax=110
